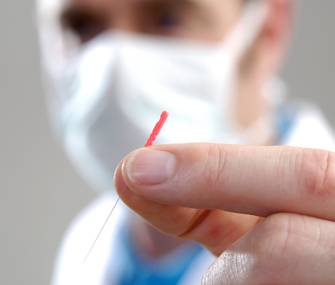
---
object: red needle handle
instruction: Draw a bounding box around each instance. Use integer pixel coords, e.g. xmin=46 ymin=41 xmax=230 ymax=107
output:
xmin=144 ymin=111 xmax=169 ymax=147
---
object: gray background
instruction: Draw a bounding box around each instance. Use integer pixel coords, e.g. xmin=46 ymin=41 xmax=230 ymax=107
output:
xmin=0 ymin=1 xmax=334 ymax=284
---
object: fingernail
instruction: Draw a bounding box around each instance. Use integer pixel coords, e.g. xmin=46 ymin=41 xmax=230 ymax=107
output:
xmin=126 ymin=150 xmax=177 ymax=185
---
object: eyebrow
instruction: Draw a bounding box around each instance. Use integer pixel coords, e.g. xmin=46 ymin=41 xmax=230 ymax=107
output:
xmin=140 ymin=0 xmax=200 ymax=9
xmin=134 ymin=0 xmax=204 ymax=18
xmin=60 ymin=0 xmax=201 ymax=26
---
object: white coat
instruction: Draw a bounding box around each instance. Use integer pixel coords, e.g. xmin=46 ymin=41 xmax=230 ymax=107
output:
xmin=52 ymin=103 xmax=335 ymax=285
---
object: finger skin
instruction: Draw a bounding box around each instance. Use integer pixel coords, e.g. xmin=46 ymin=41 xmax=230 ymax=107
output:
xmin=202 ymin=213 xmax=335 ymax=285
xmin=114 ymin=143 xmax=335 ymax=283
xmin=119 ymin=143 xmax=335 ymax=221
xmin=114 ymin=159 xmax=262 ymax=256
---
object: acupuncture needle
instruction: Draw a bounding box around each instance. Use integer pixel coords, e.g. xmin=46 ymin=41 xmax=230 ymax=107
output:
xmin=83 ymin=111 xmax=169 ymax=263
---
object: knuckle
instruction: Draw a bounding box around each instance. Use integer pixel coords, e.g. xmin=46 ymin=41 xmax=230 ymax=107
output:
xmin=252 ymin=214 xmax=335 ymax=283
xmin=299 ymin=149 xmax=335 ymax=199
xmin=203 ymin=144 xmax=230 ymax=189
xmin=253 ymin=214 xmax=302 ymax=276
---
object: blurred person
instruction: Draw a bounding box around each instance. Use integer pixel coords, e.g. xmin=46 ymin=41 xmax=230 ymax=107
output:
xmin=36 ymin=0 xmax=335 ymax=284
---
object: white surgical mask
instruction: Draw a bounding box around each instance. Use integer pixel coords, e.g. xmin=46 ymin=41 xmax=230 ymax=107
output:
xmin=38 ymin=0 xmax=269 ymax=191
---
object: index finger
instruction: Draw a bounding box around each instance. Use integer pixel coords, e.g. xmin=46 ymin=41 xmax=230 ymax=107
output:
xmin=119 ymin=143 xmax=335 ymax=221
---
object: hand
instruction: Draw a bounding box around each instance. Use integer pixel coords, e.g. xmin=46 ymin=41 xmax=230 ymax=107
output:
xmin=114 ymin=143 xmax=335 ymax=284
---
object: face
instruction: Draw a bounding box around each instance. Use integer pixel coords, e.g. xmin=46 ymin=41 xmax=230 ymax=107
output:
xmin=42 ymin=0 xmax=245 ymax=50
xmin=38 ymin=0 xmax=291 ymax=146
xmin=37 ymin=0 xmax=292 ymax=192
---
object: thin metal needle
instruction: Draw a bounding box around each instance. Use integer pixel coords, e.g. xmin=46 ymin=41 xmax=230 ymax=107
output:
xmin=83 ymin=111 xmax=169 ymax=263
xmin=83 ymin=185 xmax=127 ymax=263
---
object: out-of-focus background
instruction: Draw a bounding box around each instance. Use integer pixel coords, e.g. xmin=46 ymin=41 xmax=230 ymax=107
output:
xmin=0 ymin=1 xmax=334 ymax=284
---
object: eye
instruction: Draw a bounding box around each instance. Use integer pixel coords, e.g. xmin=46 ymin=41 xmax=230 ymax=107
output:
xmin=141 ymin=5 xmax=185 ymax=36
xmin=61 ymin=9 xmax=107 ymax=44
xmin=154 ymin=10 xmax=181 ymax=31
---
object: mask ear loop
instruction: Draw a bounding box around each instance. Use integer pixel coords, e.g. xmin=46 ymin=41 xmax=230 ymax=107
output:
xmin=83 ymin=111 xmax=169 ymax=263
xmin=220 ymin=0 xmax=271 ymax=145
xmin=224 ymin=0 xmax=270 ymax=60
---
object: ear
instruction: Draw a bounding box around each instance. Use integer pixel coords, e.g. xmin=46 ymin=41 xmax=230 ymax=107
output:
xmin=241 ymin=0 xmax=295 ymax=84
